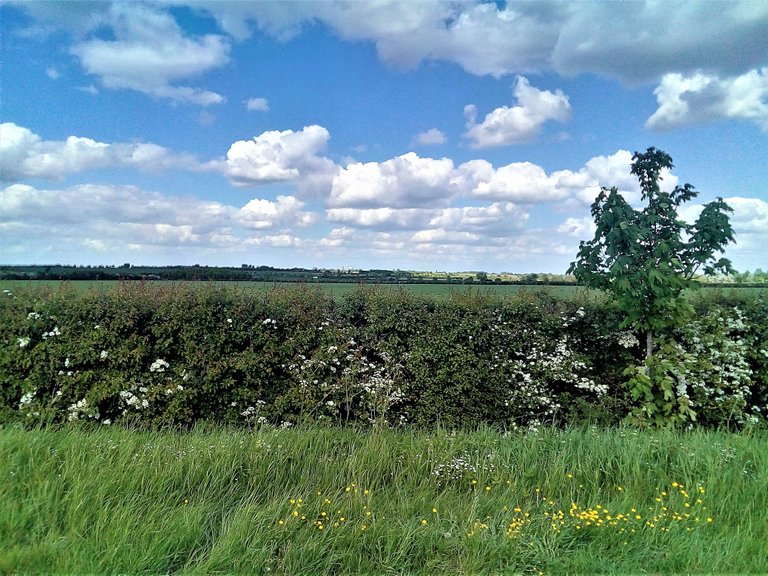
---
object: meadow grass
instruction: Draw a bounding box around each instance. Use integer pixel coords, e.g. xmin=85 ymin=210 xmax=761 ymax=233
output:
xmin=1 ymin=425 xmax=766 ymax=574
xmin=0 ymin=279 xmax=603 ymax=300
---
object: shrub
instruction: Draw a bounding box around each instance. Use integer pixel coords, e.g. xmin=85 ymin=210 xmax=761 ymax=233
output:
xmin=1 ymin=283 xmax=765 ymax=429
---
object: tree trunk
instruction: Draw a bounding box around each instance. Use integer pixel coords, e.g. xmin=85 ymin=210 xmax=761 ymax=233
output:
xmin=645 ymin=330 xmax=653 ymax=359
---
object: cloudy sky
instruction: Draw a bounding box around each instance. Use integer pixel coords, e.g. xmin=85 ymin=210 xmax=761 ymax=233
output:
xmin=1 ymin=1 xmax=767 ymax=273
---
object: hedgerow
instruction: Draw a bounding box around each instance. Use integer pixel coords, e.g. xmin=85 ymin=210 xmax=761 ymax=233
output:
xmin=0 ymin=283 xmax=765 ymax=429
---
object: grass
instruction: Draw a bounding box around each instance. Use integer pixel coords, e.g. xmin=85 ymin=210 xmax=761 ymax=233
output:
xmin=1 ymin=425 xmax=766 ymax=574
xmin=0 ymin=279 xmax=586 ymax=299
xmin=2 ymin=279 xmax=765 ymax=302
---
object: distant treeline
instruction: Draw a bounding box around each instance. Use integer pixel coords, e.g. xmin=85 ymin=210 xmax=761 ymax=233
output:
xmin=1 ymin=264 xmax=764 ymax=286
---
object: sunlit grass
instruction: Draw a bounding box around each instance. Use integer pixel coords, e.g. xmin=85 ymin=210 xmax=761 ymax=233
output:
xmin=1 ymin=425 xmax=765 ymax=574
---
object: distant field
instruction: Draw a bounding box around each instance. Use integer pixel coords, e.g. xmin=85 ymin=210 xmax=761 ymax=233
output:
xmin=2 ymin=279 xmax=765 ymax=301
xmin=0 ymin=279 xmax=590 ymax=299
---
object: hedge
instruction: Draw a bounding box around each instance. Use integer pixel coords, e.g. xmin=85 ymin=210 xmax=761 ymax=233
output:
xmin=1 ymin=283 xmax=765 ymax=429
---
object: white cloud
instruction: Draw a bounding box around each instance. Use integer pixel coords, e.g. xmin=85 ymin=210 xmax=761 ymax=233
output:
xmin=14 ymin=1 xmax=768 ymax=90
xmin=557 ymin=216 xmax=596 ymax=238
xmin=184 ymin=2 xmax=768 ymax=83
xmin=0 ymin=182 xmax=322 ymax=259
xmin=237 ymin=195 xmax=317 ymax=230
xmin=45 ymin=67 xmax=60 ymax=79
xmin=0 ymin=122 xmax=199 ymax=182
xmin=412 ymin=128 xmax=446 ymax=146
xmin=69 ymin=3 xmax=228 ymax=105
xmin=326 ymin=207 xmax=429 ymax=230
xmin=464 ymin=76 xmax=571 ymax=148
xmin=243 ymin=234 xmax=307 ymax=248
xmin=222 ymin=125 xmax=337 ymax=193
xmin=550 ymin=150 xmax=677 ymax=206
xmin=427 ymin=203 xmax=529 ymax=235
xmin=726 ymin=196 xmax=768 ymax=233
xmin=329 ymin=152 xmax=459 ymax=209
xmin=677 ymin=196 xmax=768 ymax=268
xmin=326 ymin=203 xmax=528 ymax=233
xmin=646 ymin=68 xmax=768 ymax=131
xmin=246 ymin=97 xmax=270 ymax=112
xmin=472 ymin=162 xmax=568 ymax=203
xmin=0 ymin=183 xmax=234 ymax=230
xmin=77 ymin=84 xmax=99 ymax=95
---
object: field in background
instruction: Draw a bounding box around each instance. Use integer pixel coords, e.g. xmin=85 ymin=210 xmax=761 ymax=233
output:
xmin=2 ymin=279 xmax=764 ymax=300
xmin=0 ymin=280 xmax=587 ymax=299
xmin=2 ymin=425 xmax=765 ymax=574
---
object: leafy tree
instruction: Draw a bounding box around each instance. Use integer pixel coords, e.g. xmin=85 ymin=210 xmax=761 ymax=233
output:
xmin=567 ymin=147 xmax=735 ymax=358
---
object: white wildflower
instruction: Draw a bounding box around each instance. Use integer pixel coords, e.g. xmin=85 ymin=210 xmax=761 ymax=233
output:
xmin=149 ymin=358 xmax=169 ymax=373
xmin=18 ymin=337 xmax=30 ymax=348
xmin=19 ymin=391 xmax=35 ymax=408
xmin=27 ymin=312 xmax=41 ymax=320
xmin=617 ymin=331 xmax=639 ymax=349
xmin=100 ymin=350 xmax=109 ymax=360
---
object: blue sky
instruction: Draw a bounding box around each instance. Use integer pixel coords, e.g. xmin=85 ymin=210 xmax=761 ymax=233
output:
xmin=1 ymin=1 xmax=767 ymax=273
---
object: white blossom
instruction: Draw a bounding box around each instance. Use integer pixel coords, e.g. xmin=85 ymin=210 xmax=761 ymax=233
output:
xmin=149 ymin=358 xmax=169 ymax=373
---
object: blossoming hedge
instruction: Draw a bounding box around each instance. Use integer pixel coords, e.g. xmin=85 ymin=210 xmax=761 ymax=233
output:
xmin=1 ymin=283 xmax=765 ymax=428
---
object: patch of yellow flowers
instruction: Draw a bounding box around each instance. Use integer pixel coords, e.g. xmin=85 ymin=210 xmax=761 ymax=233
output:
xmin=273 ymin=478 xmax=713 ymax=540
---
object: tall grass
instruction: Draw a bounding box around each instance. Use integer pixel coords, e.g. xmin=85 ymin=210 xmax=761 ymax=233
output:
xmin=2 ymin=425 xmax=766 ymax=574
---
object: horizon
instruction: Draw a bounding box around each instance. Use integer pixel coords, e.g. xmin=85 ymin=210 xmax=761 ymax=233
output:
xmin=1 ymin=1 xmax=767 ymax=273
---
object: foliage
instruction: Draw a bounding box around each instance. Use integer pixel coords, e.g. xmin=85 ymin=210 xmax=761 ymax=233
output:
xmin=567 ymin=147 xmax=735 ymax=357
xmin=1 ymin=283 xmax=766 ymax=430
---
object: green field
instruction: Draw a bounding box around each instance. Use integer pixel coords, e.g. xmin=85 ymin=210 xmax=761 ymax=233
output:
xmin=3 ymin=279 xmax=763 ymax=301
xmin=2 ymin=425 xmax=765 ymax=574
xmin=0 ymin=279 xmax=588 ymax=299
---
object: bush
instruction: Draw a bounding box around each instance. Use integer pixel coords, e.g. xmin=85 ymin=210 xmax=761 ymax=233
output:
xmin=1 ymin=283 xmax=765 ymax=429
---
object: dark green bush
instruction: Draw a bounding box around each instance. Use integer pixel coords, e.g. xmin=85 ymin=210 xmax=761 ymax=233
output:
xmin=1 ymin=283 xmax=765 ymax=429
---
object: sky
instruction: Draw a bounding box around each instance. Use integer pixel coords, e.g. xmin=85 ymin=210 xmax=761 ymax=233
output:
xmin=1 ymin=1 xmax=767 ymax=274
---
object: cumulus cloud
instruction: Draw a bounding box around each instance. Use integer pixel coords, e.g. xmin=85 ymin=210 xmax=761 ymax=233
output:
xmin=246 ymin=97 xmax=270 ymax=112
xmin=464 ymin=76 xmax=571 ymax=148
xmin=557 ymin=216 xmax=596 ymax=238
xmin=222 ymin=125 xmax=338 ymax=193
xmin=472 ymin=162 xmax=569 ymax=203
xmin=329 ymin=152 xmax=459 ymax=209
xmin=0 ymin=122 xmax=199 ymax=182
xmin=243 ymin=234 xmax=307 ymax=248
xmin=0 ymin=182 xmax=322 ymax=260
xmin=326 ymin=207 xmax=430 ymax=230
xmin=727 ymin=196 xmax=768 ymax=233
xmin=411 ymin=128 xmax=446 ymax=147
xmin=544 ymin=150 xmax=677 ymax=206
xmin=326 ymin=148 xmax=662 ymax=215
xmin=237 ymin=195 xmax=317 ymax=230
xmin=178 ymin=2 xmax=768 ymax=83
xmin=646 ymin=68 xmax=768 ymax=131
xmin=0 ymin=183 xmax=234 ymax=230
xmin=63 ymin=3 xmax=229 ymax=105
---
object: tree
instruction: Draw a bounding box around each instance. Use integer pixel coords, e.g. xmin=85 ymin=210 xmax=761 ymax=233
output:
xmin=567 ymin=147 xmax=735 ymax=358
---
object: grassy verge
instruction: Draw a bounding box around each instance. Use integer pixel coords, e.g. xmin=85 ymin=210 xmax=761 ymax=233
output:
xmin=1 ymin=425 xmax=766 ymax=574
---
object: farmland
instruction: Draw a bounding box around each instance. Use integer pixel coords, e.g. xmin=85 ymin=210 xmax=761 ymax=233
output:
xmin=1 ymin=281 xmax=766 ymax=573
xmin=0 ymin=279 xmax=588 ymax=299
xmin=1 ymin=278 xmax=764 ymax=300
